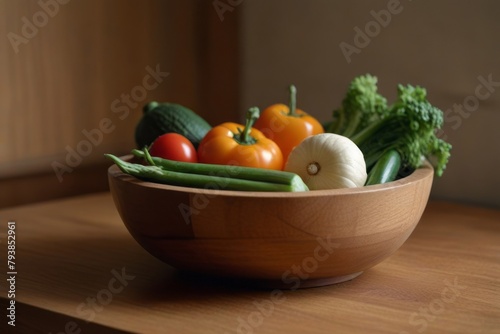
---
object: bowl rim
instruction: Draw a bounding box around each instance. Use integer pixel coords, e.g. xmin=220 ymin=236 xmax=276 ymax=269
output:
xmin=108 ymin=155 xmax=434 ymax=198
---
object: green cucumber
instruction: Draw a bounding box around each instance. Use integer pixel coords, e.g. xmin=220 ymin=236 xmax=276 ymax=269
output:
xmin=135 ymin=101 xmax=211 ymax=149
xmin=365 ymin=149 xmax=402 ymax=185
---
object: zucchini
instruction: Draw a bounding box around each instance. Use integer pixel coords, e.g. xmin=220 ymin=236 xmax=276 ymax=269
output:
xmin=365 ymin=149 xmax=402 ymax=185
xmin=135 ymin=101 xmax=212 ymax=149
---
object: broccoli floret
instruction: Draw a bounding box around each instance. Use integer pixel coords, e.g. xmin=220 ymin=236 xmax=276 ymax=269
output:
xmin=327 ymin=74 xmax=387 ymax=137
xmin=329 ymin=75 xmax=452 ymax=177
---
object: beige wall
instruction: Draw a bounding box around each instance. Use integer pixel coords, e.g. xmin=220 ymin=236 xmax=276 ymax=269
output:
xmin=240 ymin=0 xmax=500 ymax=208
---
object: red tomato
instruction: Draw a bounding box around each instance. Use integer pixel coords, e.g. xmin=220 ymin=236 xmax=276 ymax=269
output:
xmin=149 ymin=133 xmax=198 ymax=163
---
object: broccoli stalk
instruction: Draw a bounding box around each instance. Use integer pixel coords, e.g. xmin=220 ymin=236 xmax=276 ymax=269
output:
xmin=328 ymin=74 xmax=452 ymax=179
xmin=327 ymin=74 xmax=388 ymax=138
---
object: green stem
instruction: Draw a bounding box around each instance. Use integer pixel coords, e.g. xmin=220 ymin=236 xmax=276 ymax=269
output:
xmin=341 ymin=109 xmax=361 ymax=138
xmin=143 ymin=146 xmax=156 ymax=166
xmin=327 ymin=108 xmax=345 ymax=134
xmin=236 ymin=107 xmax=260 ymax=144
xmin=143 ymin=101 xmax=159 ymax=114
xmin=288 ymin=84 xmax=298 ymax=116
xmin=106 ymin=154 xmax=309 ymax=192
xmin=132 ymin=149 xmax=301 ymax=186
xmin=350 ymin=118 xmax=387 ymax=147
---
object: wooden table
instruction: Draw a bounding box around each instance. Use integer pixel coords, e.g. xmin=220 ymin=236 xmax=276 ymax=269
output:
xmin=0 ymin=193 xmax=499 ymax=334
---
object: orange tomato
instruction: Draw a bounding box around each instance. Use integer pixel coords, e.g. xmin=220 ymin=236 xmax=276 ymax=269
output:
xmin=254 ymin=85 xmax=324 ymax=163
xmin=197 ymin=108 xmax=283 ymax=170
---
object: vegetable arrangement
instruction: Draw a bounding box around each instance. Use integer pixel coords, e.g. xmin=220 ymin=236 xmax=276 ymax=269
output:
xmin=108 ymin=74 xmax=451 ymax=193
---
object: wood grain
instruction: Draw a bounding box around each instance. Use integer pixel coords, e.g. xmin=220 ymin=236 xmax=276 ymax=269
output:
xmin=108 ymin=159 xmax=434 ymax=286
xmin=1 ymin=0 xmax=171 ymax=175
xmin=0 ymin=193 xmax=498 ymax=333
xmin=0 ymin=0 xmax=241 ymax=207
xmin=0 ymin=0 xmax=240 ymax=177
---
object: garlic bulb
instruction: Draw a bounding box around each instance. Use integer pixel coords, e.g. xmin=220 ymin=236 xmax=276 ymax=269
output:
xmin=284 ymin=133 xmax=367 ymax=190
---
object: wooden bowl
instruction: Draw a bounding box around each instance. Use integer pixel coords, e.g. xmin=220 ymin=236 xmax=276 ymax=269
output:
xmin=108 ymin=157 xmax=434 ymax=289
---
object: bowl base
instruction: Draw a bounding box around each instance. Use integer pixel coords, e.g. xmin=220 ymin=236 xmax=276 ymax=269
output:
xmin=256 ymin=271 xmax=364 ymax=289
xmin=176 ymin=270 xmax=364 ymax=290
